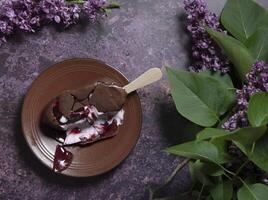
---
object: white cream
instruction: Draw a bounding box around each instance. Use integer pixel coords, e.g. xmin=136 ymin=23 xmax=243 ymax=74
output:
xmin=60 ymin=118 xmax=87 ymax=131
xmin=59 ymin=116 xmax=68 ymax=124
xmin=63 ymin=108 xmax=125 ymax=145
xmin=109 ymin=109 xmax=124 ymax=125
xmin=64 ymin=125 xmax=97 ymax=145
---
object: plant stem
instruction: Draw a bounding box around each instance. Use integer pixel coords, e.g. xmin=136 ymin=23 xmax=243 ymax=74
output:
xmin=165 ymin=158 xmax=190 ymax=185
xmin=218 ymin=164 xmax=236 ymax=177
xmin=250 ymin=142 xmax=256 ymax=156
xmin=66 ymin=0 xmax=85 ymax=4
xmin=149 ymin=158 xmax=190 ymax=200
xmin=149 ymin=189 xmax=154 ymax=200
xmin=234 ymin=160 xmax=249 ymax=178
xmin=104 ymin=3 xmax=120 ymax=9
xmin=233 ymin=142 xmax=255 ymax=179
xmin=197 ymin=184 xmax=204 ymax=200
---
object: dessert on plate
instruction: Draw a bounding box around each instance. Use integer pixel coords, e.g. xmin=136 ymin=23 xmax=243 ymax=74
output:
xmin=41 ymin=68 xmax=162 ymax=173
xmin=42 ymin=82 xmax=127 ymax=172
xmin=43 ymin=81 xmax=127 ymax=145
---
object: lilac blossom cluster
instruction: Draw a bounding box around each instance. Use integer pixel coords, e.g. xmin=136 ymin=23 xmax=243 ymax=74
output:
xmin=223 ymin=61 xmax=268 ymax=131
xmin=0 ymin=0 xmax=107 ymax=45
xmin=83 ymin=0 xmax=106 ymax=21
xmin=39 ymin=0 xmax=81 ymax=26
xmin=183 ymin=0 xmax=231 ymax=74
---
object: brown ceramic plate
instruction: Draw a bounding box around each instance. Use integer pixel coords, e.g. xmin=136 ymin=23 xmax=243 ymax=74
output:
xmin=21 ymin=58 xmax=142 ymax=177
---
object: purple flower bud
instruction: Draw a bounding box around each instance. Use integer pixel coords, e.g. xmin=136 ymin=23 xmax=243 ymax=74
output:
xmin=0 ymin=20 xmax=13 ymax=34
xmin=83 ymin=0 xmax=106 ymax=21
xmin=54 ymin=15 xmax=60 ymax=23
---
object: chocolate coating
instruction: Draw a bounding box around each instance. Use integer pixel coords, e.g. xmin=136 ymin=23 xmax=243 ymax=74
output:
xmin=42 ymin=99 xmax=62 ymax=130
xmin=70 ymin=84 xmax=96 ymax=100
xmin=42 ymin=82 xmax=127 ymax=130
xmin=58 ymin=92 xmax=74 ymax=117
xmin=72 ymin=102 xmax=84 ymax=111
xmin=88 ymin=83 xmax=127 ymax=113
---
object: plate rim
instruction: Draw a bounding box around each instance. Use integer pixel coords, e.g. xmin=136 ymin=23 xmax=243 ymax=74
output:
xmin=21 ymin=58 xmax=142 ymax=177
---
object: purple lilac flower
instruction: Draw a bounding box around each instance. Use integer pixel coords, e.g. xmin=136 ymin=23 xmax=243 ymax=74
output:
xmin=223 ymin=61 xmax=268 ymax=131
xmin=39 ymin=0 xmax=81 ymax=27
xmin=0 ymin=20 xmax=13 ymax=34
xmin=0 ymin=0 xmax=108 ymax=45
xmin=222 ymin=110 xmax=248 ymax=131
xmin=0 ymin=0 xmax=40 ymax=32
xmin=83 ymin=0 xmax=106 ymax=21
xmin=183 ymin=0 xmax=231 ymax=74
xmin=0 ymin=20 xmax=13 ymax=45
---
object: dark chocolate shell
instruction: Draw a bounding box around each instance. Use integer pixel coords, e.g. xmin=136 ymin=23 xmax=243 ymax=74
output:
xmin=88 ymin=84 xmax=127 ymax=112
xmin=42 ymin=99 xmax=62 ymax=131
xmin=42 ymin=82 xmax=127 ymax=131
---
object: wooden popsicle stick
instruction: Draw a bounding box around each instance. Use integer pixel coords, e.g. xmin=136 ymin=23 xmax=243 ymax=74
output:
xmin=123 ymin=68 xmax=163 ymax=94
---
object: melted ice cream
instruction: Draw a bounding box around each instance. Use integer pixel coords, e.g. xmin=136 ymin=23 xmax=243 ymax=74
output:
xmin=61 ymin=106 xmax=124 ymax=145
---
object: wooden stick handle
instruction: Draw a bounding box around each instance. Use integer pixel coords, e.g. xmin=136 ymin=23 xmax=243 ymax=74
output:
xmin=123 ymin=68 xmax=163 ymax=94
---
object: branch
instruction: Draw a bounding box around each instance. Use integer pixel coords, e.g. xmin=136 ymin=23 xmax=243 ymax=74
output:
xmin=149 ymin=158 xmax=190 ymax=200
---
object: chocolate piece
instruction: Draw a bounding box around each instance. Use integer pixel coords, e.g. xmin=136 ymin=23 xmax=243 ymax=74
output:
xmin=58 ymin=92 xmax=74 ymax=117
xmin=70 ymin=84 xmax=95 ymax=100
xmin=42 ymin=99 xmax=62 ymax=130
xmin=88 ymin=83 xmax=127 ymax=112
xmin=72 ymin=102 xmax=84 ymax=111
xmin=81 ymin=98 xmax=89 ymax=105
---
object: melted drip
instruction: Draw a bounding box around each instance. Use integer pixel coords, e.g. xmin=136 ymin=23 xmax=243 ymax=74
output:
xmin=102 ymin=121 xmax=118 ymax=137
xmin=70 ymin=127 xmax=81 ymax=134
xmin=53 ymin=145 xmax=73 ymax=173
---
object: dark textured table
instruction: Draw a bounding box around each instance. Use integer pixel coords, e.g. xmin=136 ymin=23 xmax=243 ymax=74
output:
xmin=1 ymin=0 xmax=268 ymax=199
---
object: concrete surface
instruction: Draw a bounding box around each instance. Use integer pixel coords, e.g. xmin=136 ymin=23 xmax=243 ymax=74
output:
xmin=0 ymin=0 xmax=268 ymax=199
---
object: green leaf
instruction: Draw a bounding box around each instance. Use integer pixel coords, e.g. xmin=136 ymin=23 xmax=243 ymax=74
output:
xmin=248 ymin=92 xmax=268 ymax=127
xmin=197 ymin=127 xmax=266 ymax=145
xmin=238 ymin=183 xmax=268 ymax=200
xmin=199 ymin=71 xmax=234 ymax=88
xmin=197 ymin=126 xmax=266 ymax=145
xmin=260 ymin=10 xmax=268 ymax=27
xmin=206 ymin=28 xmax=255 ymax=81
xmin=189 ymin=160 xmax=225 ymax=180
xmin=233 ymin=141 xmax=249 ymax=155
xmin=204 ymin=163 xmax=225 ymax=177
xmin=211 ymin=127 xmax=266 ymax=163
xmin=234 ymin=131 xmax=268 ymax=172
xmin=189 ymin=160 xmax=213 ymax=186
xmin=246 ymin=133 xmax=268 ymax=172
xmin=198 ymin=127 xmax=266 ymax=168
xmin=210 ymin=180 xmax=233 ymax=200
xmin=166 ymin=67 xmax=235 ymax=127
xmin=229 ymin=127 xmax=267 ymax=145
xmin=246 ymin=27 xmax=268 ymax=62
xmin=211 ymin=139 xmax=231 ymax=164
xmin=164 ymin=141 xmax=222 ymax=163
xmin=196 ymin=126 xmax=267 ymax=164
xmin=197 ymin=128 xmax=227 ymax=140
xmin=221 ymin=0 xmax=268 ymax=43
xmin=189 ymin=161 xmax=197 ymax=182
